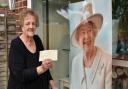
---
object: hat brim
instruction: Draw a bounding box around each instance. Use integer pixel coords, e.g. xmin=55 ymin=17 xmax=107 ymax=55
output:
xmin=71 ymin=13 xmax=103 ymax=47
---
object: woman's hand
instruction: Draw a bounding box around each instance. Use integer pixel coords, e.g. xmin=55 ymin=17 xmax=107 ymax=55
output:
xmin=50 ymin=80 xmax=58 ymax=89
xmin=42 ymin=59 xmax=52 ymax=70
xmin=36 ymin=59 xmax=52 ymax=75
xmin=51 ymin=86 xmax=58 ymax=89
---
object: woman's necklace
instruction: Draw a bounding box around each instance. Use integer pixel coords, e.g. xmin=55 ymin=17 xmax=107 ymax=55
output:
xmin=84 ymin=47 xmax=97 ymax=67
xmin=26 ymin=39 xmax=34 ymax=47
xmin=20 ymin=35 xmax=34 ymax=47
xmin=83 ymin=47 xmax=97 ymax=89
xmin=20 ymin=35 xmax=36 ymax=53
xmin=83 ymin=63 xmax=88 ymax=89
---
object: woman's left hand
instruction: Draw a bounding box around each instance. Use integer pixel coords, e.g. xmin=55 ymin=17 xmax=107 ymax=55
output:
xmin=50 ymin=80 xmax=58 ymax=89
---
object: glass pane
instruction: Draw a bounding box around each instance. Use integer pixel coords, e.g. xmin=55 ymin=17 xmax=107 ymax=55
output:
xmin=42 ymin=0 xmax=83 ymax=88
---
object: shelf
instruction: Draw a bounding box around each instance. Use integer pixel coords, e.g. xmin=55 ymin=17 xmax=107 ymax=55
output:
xmin=112 ymin=59 xmax=128 ymax=67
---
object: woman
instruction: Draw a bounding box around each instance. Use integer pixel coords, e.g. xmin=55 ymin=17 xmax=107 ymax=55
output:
xmin=70 ymin=3 xmax=112 ymax=89
xmin=7 ymin=9 xmax=57 ymax=89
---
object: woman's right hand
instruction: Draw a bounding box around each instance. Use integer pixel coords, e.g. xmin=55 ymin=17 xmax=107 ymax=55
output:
xmin=37 ymin=59 xmax=52 ymax=75
xmin=41 ymin=59 xmax=52 ymax=70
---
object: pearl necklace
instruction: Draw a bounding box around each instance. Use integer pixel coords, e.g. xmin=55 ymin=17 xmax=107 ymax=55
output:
xmin=83 ymin=47 xmax=97 ymax=89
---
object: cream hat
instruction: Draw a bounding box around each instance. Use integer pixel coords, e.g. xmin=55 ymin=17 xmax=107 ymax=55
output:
xmin=71 ymin=2 xmax=103 ymax=47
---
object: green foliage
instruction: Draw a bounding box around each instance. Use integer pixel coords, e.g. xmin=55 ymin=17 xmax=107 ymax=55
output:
xmin=112 ymin=0 xmax=128 ymax=19
xmin=112 ymin=0 xmax=128 ymax=36
xmin=0 ymin=3 xmax=8 ymax=8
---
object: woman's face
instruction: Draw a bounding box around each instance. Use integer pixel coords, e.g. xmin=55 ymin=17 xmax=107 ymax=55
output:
xmin=76 ymin=22 xmax=96 ymax=50
xmin=22 ymin=14 xmax=36 ymax=37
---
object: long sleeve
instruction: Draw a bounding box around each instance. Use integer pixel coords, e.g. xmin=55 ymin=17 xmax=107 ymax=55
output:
xmin=105 ymin=56 xmax=112 ymax=89
xmin=47 ymin=70 xmax=53 ymax=80
xmin=8 ymin=35 xmax=54 ymax=89
xmin=35 ymin=35 xmax=53 ymax=81
xmin=8 ymin=40 xmax=38 ymax=83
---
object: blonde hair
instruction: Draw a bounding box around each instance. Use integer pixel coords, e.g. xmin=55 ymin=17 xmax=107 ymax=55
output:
xmin=19 ymin=8 xmax=39 ymax=27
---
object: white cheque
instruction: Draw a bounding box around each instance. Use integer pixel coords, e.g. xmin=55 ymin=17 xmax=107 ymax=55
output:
xmin=39 ymin=50 xmax=58 ymax=61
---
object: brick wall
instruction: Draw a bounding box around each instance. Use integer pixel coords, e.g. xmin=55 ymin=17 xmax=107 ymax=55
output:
xmin=0 ymin=8 xmax=14 ymax=16
xmin=15 ymin=0 xmax=27 ymax=30
xmin=0 ymin=1 xmax=27 ymax=89
xmin=0 ymin=0 xmax=27 ymax=31
xmin=0 ymin=8 xmax=6 ymax=14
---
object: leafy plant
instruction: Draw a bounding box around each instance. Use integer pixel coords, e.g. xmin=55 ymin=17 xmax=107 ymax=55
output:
xmin=112 ymin=0 xmax=128 ymax=36
xmin=112 ymin=0 xmax=128 ymax=19
xmin=0 ymin=3 xmax=8 ymax=8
